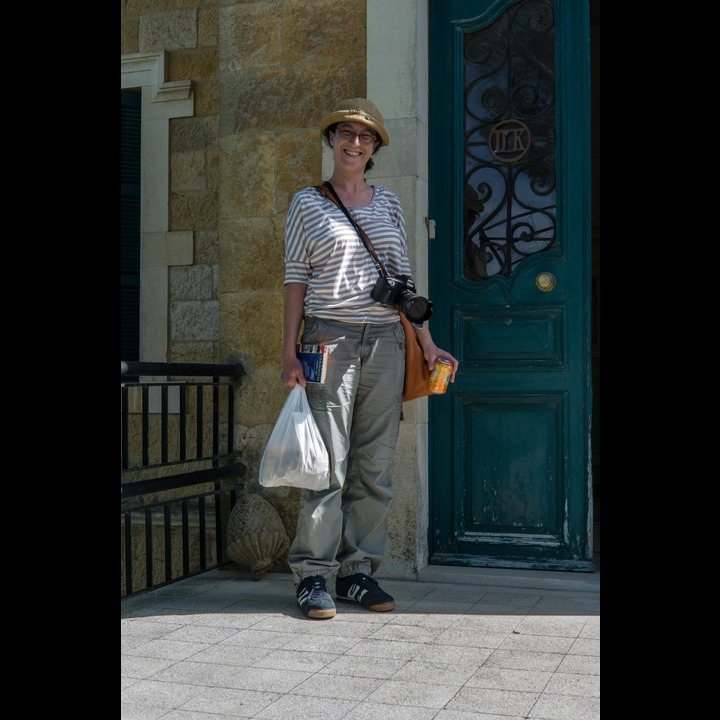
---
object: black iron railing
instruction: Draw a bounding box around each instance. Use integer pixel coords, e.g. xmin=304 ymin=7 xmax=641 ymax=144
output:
xmin=121 ymin=361 xmax=246 ymax=598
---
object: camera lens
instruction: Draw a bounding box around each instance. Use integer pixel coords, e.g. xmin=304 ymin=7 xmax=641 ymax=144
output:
xmin=402 ymin=295 xmax=433 ymax=323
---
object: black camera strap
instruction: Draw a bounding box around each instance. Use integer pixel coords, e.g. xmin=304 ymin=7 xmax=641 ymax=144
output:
xmin=315 ymin=181 xmax=389 ymax=279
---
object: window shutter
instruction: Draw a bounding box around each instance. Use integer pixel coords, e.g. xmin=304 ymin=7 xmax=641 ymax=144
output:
xmin=121 ymin=91 xmax=141 ymax=362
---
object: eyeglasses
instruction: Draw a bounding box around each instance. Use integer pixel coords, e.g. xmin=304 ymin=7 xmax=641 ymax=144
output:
xmin=336 ymin=126 xmax=377 ymax=144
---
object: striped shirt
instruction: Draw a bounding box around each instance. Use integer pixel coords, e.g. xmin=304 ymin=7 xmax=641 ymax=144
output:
xmin=284 ymin=185 xmax=413 ymax=324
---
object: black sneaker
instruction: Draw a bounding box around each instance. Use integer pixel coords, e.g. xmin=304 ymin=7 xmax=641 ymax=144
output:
xmin=336 ymin=573 xmax=396 ymax=612
xmin=296 ymin=575 xmax=336 ymax=619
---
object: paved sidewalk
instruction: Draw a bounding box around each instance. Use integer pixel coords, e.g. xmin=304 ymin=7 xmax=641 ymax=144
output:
xmin=121 ymin=566 xmax=600 ymax=719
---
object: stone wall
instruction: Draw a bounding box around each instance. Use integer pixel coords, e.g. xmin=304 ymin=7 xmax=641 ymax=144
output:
xmin=121 ymin=0 xmax=374 ymax=571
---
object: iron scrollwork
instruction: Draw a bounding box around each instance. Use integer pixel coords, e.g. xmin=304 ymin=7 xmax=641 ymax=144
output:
xmin=463 ymin=0 xmax=556 ymax=281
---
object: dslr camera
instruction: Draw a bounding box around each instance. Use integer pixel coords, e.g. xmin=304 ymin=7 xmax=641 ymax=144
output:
xmin=370 ymin=274 xmax=433 ymax=323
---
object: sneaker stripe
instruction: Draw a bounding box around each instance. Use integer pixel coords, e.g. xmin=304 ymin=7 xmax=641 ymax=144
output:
xmin=296 ymin=576 xmax=336 ymax=619
xmin=336 ymin=574 xmax=395 ymax=612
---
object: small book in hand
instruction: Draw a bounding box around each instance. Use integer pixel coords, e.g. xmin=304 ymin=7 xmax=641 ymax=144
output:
xmin=296 ymin=344 xmax=329 ymax=383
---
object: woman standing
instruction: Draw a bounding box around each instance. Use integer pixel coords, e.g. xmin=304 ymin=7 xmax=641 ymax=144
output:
xmin=282 ymin=98 xmax=458 ymax=619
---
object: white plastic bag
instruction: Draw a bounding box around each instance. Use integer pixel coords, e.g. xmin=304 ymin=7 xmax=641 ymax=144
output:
xmin=259 ymin=384 xmax=330 ymax=490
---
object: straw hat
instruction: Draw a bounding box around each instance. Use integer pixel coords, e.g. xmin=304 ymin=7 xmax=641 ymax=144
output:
xmin=320 ymin=98 xmax=390 ymax=147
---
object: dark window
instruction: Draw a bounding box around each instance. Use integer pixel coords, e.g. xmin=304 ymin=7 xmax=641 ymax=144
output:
xmin=121 ymin=91 xmax=141 ymax=361
xmin=463 ymin=0 xmax=556 ymax=281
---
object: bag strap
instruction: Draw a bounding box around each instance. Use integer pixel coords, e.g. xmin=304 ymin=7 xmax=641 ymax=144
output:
xmin=315 ymin=182 xmax=388 ymax=278
xmin=315 ymin=181 xmax=422 ymax=331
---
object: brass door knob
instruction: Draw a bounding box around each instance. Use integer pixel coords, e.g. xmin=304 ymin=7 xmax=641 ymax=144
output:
xmin=535 ymin=272 xmax=556 ymax=292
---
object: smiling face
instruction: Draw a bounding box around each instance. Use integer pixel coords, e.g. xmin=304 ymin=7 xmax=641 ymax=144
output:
xmin=329 ymin=121 xmax=379 ymax=168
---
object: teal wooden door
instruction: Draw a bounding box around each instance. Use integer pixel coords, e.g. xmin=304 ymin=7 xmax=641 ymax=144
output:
xmin=428 ymin=0 xmax=593 ymax=571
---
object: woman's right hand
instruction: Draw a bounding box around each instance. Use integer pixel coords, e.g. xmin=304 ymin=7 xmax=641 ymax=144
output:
xmin=282 ymin=356 xmax=306 ymax=388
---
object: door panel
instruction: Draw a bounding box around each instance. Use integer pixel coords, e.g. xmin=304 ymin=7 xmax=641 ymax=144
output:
xmin=428 ymin=0 xmax=592 ymax=571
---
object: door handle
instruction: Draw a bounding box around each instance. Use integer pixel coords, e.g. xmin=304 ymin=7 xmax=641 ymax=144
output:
xmin=535 ymin=272 xmax=556 ymax=292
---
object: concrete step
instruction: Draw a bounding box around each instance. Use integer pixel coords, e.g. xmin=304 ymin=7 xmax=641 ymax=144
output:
xmin=417 ymin=556 xmax=600 ymax=594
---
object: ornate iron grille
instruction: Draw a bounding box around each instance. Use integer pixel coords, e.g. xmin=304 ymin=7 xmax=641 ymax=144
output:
xmin=463 ymin=0 xmax=556 ymax=281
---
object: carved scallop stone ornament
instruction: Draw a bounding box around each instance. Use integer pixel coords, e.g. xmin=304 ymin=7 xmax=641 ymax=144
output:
xmin=226 ymin=493 xmax=289 ymax=580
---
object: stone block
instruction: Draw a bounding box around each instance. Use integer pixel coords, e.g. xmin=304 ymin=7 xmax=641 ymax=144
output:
xmin=169 ymin=341 xmax=219 ymax=364
xmin=218 ymin=135 xmax=275 ymax=216
xmin=219 ymin=216 xmax=284 ymax=291
xmin=219 ymin=2 xmax=282 ymax=68
xmin=277 ymin=131 xmax=321 ymax=212
xmin=169 ymin=47 xmax=218 ymax=81
xmin=206 ymin=147 xmax=220 ymax=189
xmin=172 ymin=116 xmax=218 ymax=153
xmin=172 ymin=150 xmax=207 ymax=191
xmin=139 ymin=9 xmax=197 ymax=53
xmin=240 ymin=369 xmax=297 ymax=426
xmin=283 ymin=0 xmax=365 ymax=63
xmin=218 ymin=65 xmax=364 ymax=137
xmin=170 ymin=264 xmax=214 ymax=300
xmin=197 ymin=5 xmax=219 ymax=47
xmin=170 ymin=189 xmax=218 ymax=230
xmin=123 ymin=0 xmax=172 ymax=13
xmin=195 ymin=230 xmax=219 ymax=265
xmin=121 ymin=16 xmax=139 ymax=55
xmin=220 ymin=292 xmax=284 ymax=368
xmin=171 ymin=300 xmax=219 ymax=341
xmin=194 ymin=78 xmax=220 ymax=116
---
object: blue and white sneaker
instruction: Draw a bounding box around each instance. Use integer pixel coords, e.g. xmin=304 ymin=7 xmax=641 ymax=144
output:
xmin=336 ymin=573 xmax=395 ymax=612
xmin=296 ymin=575 xmax=336 ymax=619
